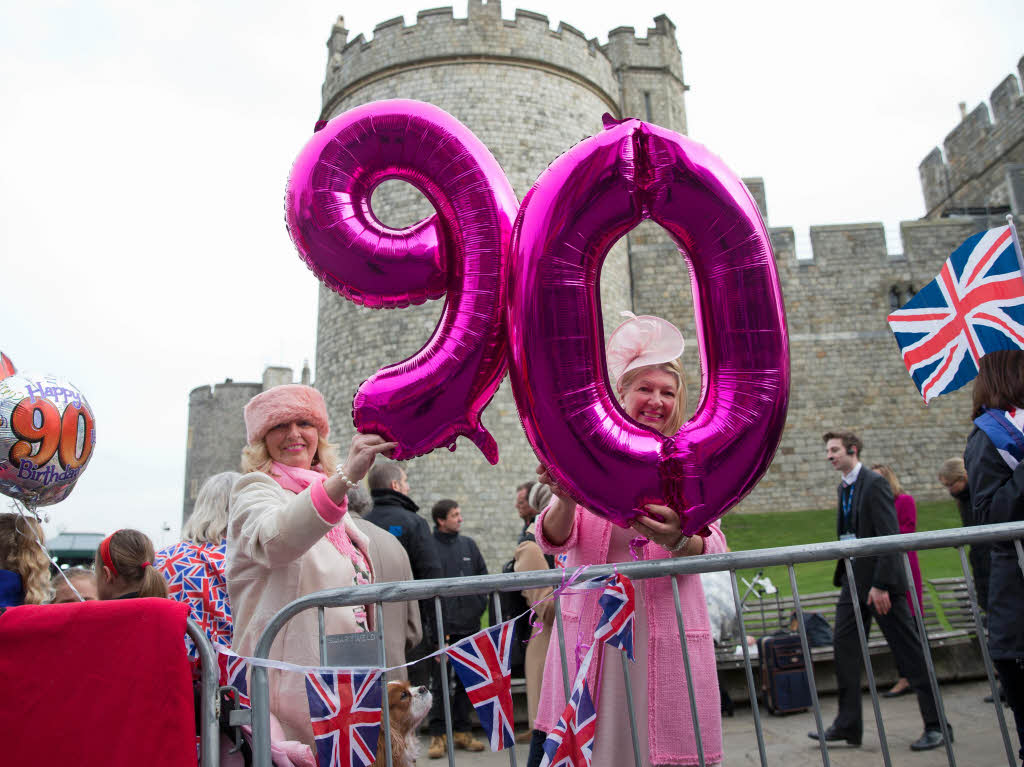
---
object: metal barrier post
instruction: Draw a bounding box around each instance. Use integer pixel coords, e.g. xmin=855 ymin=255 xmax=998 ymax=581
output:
xmin=317 ymin=606 xmax=326 ymax=665
xmin=618 ymin=650 xmax=643 ymax=767
xmin=958 ymin=546 xmax=1015 ymax=765
xmin=902 ymin=552 xmax=956 ymax=765
xmin=730 ymin=570 xmax=767 ymax=767
xmin=187 ymin=618 xmax=221 ymax=767
xmin=670 ymin=575 xmax=705 ymax=767
xmin=376 ymin=602 xmax=393 ymax=767
xmin=553 ymin=594 xmax=572 ymax=700
xmin=491 ymin=592 xmax=518 ymax=767
xmin=435 ymin=595 xmax=456 ymax=767
xmin=787 ymin=565 xmax=830 ymax=767
xmin=842 ymin=557 xmax=892 ymax=766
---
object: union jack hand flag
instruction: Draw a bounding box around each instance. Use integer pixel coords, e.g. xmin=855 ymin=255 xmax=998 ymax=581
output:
xmin=445 ymin=622 xmax=516 ymax=751
xmin=540 ymin=647 xmax=597 ymax=767
xmin=888 ymin=225 xmax=1024 ymax=402
xmin=304 ymin=669 xmax=383 ymax=767
xmin=593 ymin=574 xmax=636 ymax=661
xmin=217 ymin=651 xmax=250 ymax=708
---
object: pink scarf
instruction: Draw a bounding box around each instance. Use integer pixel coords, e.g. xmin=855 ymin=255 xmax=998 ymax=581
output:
xmin=268 ymin=462 xmax=368 ymax=571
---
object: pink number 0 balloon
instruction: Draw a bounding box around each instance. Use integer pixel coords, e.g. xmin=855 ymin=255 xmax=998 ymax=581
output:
xmin=507 ymin=116 xmax=790 ymax=533
xmin=286 ymin=100 xmax=518 ymax=463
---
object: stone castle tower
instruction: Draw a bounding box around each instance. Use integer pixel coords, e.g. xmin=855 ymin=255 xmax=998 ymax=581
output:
xmin=183 ymin=1 xmax=1024 ymax=570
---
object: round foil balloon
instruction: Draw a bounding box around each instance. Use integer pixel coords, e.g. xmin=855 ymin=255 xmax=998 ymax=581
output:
xmin=286 ymin=100 xmax=518 ymax=463
xmin=507 ymin=115 xmax=789 ymax=533
xmin=0 ymin=373 xmax=96 ymax=507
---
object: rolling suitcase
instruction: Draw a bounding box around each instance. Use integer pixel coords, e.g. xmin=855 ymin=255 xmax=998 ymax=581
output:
xmin=758 ymin=632 xmax=812 ymax=715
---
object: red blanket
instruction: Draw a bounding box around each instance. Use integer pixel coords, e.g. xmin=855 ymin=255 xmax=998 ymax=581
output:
xmin=0 ymin=598 xmax=197 ymax=767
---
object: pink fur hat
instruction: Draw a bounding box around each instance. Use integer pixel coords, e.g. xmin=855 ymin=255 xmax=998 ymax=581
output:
xmin=243 ymin=384 xmax=330 ymax=445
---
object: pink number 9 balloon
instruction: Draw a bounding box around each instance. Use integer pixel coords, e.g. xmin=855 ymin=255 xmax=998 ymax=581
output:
xmin=286 ymin=100 xmax=519 ymax=463
xmin=507 ymin=116 xmax=790 ymax=533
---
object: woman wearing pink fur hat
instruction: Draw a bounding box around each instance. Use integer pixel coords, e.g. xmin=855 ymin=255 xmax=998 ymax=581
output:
xmin=226 ymin=383 xmax=396 ymax=748
xmin=534 ymin=313 xmax=726 ymax=767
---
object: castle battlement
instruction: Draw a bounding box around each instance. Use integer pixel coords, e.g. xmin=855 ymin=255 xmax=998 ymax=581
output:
xmin=918 ymin=57 xmax=1024 ymax=216
xmin=321 ymin=2 xmax=686 ymax=121
xmin=603 ymin=15 xmax=683 ymax=82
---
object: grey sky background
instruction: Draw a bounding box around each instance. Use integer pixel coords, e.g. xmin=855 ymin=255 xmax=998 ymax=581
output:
xmin=0 ymin=0 xmax=1020 ymax=548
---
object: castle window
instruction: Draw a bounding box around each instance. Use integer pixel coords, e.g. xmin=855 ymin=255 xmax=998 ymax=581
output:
xmin=643 ymin=91 xmax=653 ymax=122
xmin=889 ymin=285 xmax=902 ymax=310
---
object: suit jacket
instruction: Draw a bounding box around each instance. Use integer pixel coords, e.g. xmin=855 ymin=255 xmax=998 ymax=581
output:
xmin=832 ymin=466 xmax=908 ymax=599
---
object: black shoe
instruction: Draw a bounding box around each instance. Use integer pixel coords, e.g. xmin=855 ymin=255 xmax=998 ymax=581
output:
xmin=883 ymin=684 xmax=912 ymax=698
xmin=808 ymin=726 xmax=862 ymax=746
xmin=984 ymin=690 xmax=1007 ymax=704
xmin=910 ymin=727 xmax=953 ymax=751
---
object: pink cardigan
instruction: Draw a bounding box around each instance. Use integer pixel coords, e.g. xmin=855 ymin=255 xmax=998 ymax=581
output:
xmin=535 ymin=504 xmax=725 ymax=765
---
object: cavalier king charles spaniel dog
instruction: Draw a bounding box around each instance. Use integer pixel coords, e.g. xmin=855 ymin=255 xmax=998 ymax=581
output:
xmin=371 ymin=680 xmax=433 ymax=767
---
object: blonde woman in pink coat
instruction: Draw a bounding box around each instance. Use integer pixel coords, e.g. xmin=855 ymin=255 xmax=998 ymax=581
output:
xmin=535 ymin=314 xmax=726 ymax=767
xmin=227 ymin=384 xmax=395 ymax=748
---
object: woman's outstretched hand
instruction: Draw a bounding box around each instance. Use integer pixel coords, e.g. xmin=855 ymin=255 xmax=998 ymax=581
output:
xmin=535 ymin=462 xmax=576 ymax=546
xmin=630 ymin=504 xmax=700 ymax=555
xmin=340 ymin=433 xmax=398 ymax=484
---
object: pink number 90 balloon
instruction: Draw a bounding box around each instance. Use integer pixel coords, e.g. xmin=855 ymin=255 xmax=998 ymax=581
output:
xmin=507 ymin=116 xmax=789 ymax=533
xmin=286 ymin=100 xmax=519 ymax=463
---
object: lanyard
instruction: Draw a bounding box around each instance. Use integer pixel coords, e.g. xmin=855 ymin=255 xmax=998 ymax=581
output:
xmin=841 ymin=483 xmax=854 ymax=532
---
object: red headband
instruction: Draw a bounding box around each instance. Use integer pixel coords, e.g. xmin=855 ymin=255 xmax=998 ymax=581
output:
xmin=99 ymin=534 xmax=119 ymax=578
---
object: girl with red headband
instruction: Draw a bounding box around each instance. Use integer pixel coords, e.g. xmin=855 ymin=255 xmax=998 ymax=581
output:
xmin=95 ymin=529 xmax=168 ymax=600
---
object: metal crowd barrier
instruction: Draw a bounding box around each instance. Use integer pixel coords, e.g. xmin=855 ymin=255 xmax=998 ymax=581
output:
xmin=187 ymin=617 xmax=222 ymax=767
xmin=249 ymin=521 xmax=1024 ymax=767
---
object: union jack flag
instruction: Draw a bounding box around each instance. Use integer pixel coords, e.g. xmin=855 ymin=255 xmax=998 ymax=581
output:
xmin=155 ymin=540 xmax=233 ymax=657
xmin=304 ymin=669 xmax=383 ymax=767
xmin=540 ymin=647 xmax=597 ymax=767
xmin=217 ymin=651 xmax=250 ymax=708
xmin=888 ymin=225 xmax=1024 ymax=402
xmin=445 ymin=623 xmax=516 ymax=751
xmin=593 ymin=574 xmax=636 ymax=661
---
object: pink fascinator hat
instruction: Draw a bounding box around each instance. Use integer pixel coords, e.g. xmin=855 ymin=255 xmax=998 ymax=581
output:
xmin=606 ymin=312 xmax=685 ymax=386
xmin=244 ymin=384 xmax=330 ymax=445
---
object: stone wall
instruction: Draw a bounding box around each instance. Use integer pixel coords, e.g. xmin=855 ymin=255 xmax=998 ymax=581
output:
xmin=183 ymin=380 xmax=262 ymax=523
xmin=919 ymin=59 xmax=1024 ymax=217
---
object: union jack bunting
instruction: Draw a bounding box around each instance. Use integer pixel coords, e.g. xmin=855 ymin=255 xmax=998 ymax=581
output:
xmin=540 ymin=647 xmax=597 ymax=767
xmin=888 ymin=225 xmax=1024 ymax=402
xmin=217 ymin=651 xmax=250 ymax=708
xmin=154 ymin=540 xmax=233 ymax=657
xmin=445 ymin=622 xmax=516 ymax=751
xmin=304 ymin=669 xmax=383 ymax=767
xmin=593 ymin=573 xmax=636 ymax=661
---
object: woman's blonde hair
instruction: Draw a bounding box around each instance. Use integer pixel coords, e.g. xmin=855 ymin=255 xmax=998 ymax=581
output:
xmin=871 ymin=464 xmax=903 ymax=497
xmin=617 ymin=357 xmax=688 ymax=436
xmin=0 ymin=514 xmax=51 ymax=604
xmin=240 ymin=435 xmax=340 ymax=477
xmin=95 ymin=529 xmax=168 ymax=599
xmin=182 ymin=471 xmax=241 ymax=544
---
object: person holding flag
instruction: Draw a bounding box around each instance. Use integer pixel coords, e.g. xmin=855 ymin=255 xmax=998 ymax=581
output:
xmin=534 ymin=313 xmax=726 ymax=766
xmin=964 ymin=349 xmax=1024 ymax=764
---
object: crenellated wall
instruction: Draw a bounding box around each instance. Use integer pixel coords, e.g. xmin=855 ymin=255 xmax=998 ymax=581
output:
xmin=919 ymin=58 xmax=1024 ymax=217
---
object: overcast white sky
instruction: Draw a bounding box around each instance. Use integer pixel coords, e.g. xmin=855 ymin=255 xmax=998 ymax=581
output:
xmin=1 ymin=0 xmax=1021 ymax=549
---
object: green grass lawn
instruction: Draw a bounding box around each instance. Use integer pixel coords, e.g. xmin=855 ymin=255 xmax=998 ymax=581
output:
xmin=720 ymin=500 xmax=966 ymax=600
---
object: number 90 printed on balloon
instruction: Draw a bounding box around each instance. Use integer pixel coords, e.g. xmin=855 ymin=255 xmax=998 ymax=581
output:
xmin=0 ymin=375 xmax=96 ymax=507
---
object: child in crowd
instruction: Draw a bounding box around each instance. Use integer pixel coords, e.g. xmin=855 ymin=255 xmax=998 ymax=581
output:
xmin=0 ymin=513 xmax=52 ymax=606
xmin=95 ymin=529 xmax=168 ymax=600
xmin=51 ymin=566 xmax=98 ymax=603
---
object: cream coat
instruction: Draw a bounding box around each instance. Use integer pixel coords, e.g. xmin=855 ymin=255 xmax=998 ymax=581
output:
xmin=227 ymin=472 xmax=373 ymax=747
xmin=512 ymin=523 xmax=554 ymax=728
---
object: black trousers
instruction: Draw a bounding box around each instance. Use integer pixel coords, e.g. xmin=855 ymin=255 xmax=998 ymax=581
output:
xmin=994 ymin=658 xmax=1024 ymax=763
xmin=833 ymin=579 xmax=940 ymax=735
xmin=428 ymin=633 xmax=474 ymax=735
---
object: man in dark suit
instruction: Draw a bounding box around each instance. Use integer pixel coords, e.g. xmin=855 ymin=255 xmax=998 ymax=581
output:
xmin=809 ymin=430 xmax=951 ymax=752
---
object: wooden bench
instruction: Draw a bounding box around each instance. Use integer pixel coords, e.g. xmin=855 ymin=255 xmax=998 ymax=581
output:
xmin=714 ymin=575 xmax=980 ymax=670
